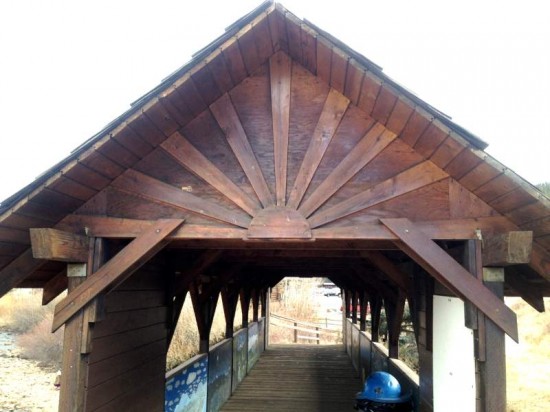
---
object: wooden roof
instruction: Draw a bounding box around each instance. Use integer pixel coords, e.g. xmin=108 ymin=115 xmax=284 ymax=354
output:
xmin=1 ymin=2 xmax=549 ymax=310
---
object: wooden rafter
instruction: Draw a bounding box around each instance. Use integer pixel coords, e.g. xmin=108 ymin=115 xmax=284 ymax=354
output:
xmin=52 ymin=219 xmax=184 ymax=331
xmin=0 ymin=249 xmax=46 ymax=299
xmin=360 ymin=251 xmax=411 ymax=294
xmin=299 ymin=124 xmax=396 ymax=217
xmin=505 ymin=267 xmax=545 ymax=312
xmin=210 ymin=93 xmax=273 ymax=207
xmin=308 ymin=161 xmax=448 ymax=228
xmin=382 ymin=217 xmax=519 ymax=341
xmin=161 ymin=132 xmax=260 ymax=216
xmin=112 ymin=169 xmax=251 ymax=228
xmin=173 ymin=250 xmax=224 ymax=296
xmin=270 ymin=51 xmax=291 ymax=206
xmin=287 ymin=88 xmax=350 ymax=209
xmin=42 ymin=270 xmax=67 ymax=305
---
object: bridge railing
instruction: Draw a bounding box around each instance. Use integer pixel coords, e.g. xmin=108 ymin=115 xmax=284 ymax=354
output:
xmin=270 ymin=312 xmax=340 ymax=343
xmin=344 ymin=318 xmax=420 ymax=409
xmin=165 ymin=318 xmax=265 ymax=412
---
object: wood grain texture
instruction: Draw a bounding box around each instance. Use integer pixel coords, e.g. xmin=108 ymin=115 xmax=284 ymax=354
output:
xmin=30 ymin=228 xmax=89 ymax=262
xmin=299 ymin=124 xmax=395 ymax=217
xmin=52 ymin=219 xmax=183 ymax=331
xmin=112 ymin=169 xmax=250 ymax=228
xmin=270 ymin=52 xmax=292 ymax=206
xmin=210 ymin=93 xmax=274 ymax=207
xmin=287 ymin=88 xmax=350 ymax=208
xmin=161 ymin=132 xmax=260 ymax=216
xmin=382 ymin=218 xmax=518 ymax=342
xmin=308 ymin=161 xmax=448 ymax=228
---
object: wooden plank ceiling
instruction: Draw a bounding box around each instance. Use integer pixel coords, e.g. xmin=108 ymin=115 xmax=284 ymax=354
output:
xmin=0 ymin=2 xmax=549 ymax=302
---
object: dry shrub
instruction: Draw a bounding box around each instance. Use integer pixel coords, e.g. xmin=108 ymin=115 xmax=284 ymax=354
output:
xmin=17 ymin=315 xmax=63 ymax=368
xmin=0 ymin=289 xmax=48 ymax=333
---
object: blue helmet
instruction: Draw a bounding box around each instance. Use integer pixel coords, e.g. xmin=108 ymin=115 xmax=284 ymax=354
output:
xmin=356 ymin=371 xmax=410 ymax=403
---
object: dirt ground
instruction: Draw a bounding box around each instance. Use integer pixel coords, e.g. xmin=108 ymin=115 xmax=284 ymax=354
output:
xmin=0 ymin=331 xmax=58 ymax=412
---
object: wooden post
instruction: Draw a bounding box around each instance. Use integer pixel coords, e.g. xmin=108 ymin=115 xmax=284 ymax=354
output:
xmin=252 ymin=288 xmax=259 ymax=322
xmin=478 ymin=267 xmax=506 ymax=412
xmin=359 ymin=292 xmax=368 ymax=332
xmin=294 ymin=322 xmax=298 ymax=343
xmin=370 ymin=295 xmax=382 ymax=343
xmin=351 ymin=290 xmax=358 ymax=324
xmin=59 ymin=263 xmax=88 ymax=412
xmin=58 ymin=238 xmax=106 ymax=411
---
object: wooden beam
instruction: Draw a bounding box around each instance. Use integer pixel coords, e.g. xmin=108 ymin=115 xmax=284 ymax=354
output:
xmin=112 ymin=169 xmax=251 ymax=228
xmin=482 ymin=231 xmax=533 ymax=266
xmin=381 ymin=218 xmax=518 ymax=342
xmin=58 ymin=215 xmax=247 ymax=239
xmin=42 ymin=270 xmax=67 ymax=305
xmin=360 ymin=251 xmax=411 ymax=294
xmin=52 ymin=219 xmax=183 ymax=331
xmin=313 ymin=216 xmax=515 ymax=241
xmin=308 ymin=161 xmax=448 ymax=228
xmin=161 ymin=132 xmax=260 ymax=216
xmin=299 ymin=124 xmax=396 ymax=217
xmin=0 ymin=249 xmax=46 ymax=299
xmin=287 ymin=88 xmax=350 ymax=209
xmin=30 ymin=228 xmax=89 ymax=262
xmin=529 ymin=243 xmax=550 ymax=282
xmin=210 ymin=93 xmax=273 ymax=207
xmin=270 ymin=51 xmax=291 ymax=206
xmin=505 ymin=267 xmax=545 ymax=312
xmin=173 ymin=250 xmax=224 ymax=296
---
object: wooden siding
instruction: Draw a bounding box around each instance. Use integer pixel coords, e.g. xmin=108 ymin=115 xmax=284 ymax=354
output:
xmin=85 ymin=260 xmax=169 ymax=412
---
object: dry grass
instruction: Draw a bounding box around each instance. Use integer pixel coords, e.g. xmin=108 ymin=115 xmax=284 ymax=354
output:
xmin=269 ymin=278 xmax=342 ymax=344
xmin=166 ymin=295 xmax=239 ymax=370
xmin=506 ymin=297 xmax=550 ymax=411
xmin=0 ymin=289 xmax=64 ymax=368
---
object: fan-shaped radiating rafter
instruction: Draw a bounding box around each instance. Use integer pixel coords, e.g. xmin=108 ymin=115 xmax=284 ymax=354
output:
xmin=111 ymin=169 xmax=251 ymax=228
xmin=115 ymin=51 xmax=462 ymax=237
xmin=298 ymin=123 xmax=396 ymax=218
xmin=308 ymin=161 xmax=449 ymax=229
xmin=210 ymin=93 xmax=274 ymax=208
xmin=160 ymin=131 xmax=260 ymax=216
xmin=286 ymin=88 xmax=350 ymax=209
xmin=270 ymin=51 xmax=292 ymax=207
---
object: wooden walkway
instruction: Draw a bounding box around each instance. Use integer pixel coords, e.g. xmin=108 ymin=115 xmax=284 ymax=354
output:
xmin=221 ymin=345 xmax=361 ymax=412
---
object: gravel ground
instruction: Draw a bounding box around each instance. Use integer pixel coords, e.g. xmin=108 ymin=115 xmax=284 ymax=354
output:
xmin=0 ymin=331 xmax=59 ymax=412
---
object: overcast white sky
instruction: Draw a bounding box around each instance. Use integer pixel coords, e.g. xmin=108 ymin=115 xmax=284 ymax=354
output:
xmin=0 ymin=0 xmax=549 ymax=202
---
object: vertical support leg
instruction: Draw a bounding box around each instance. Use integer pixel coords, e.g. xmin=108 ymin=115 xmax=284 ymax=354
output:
xmin=370 ymin=296 xmax=382 ymax=343
xmin=479 ymin=268 xmax=506 ymax=412
xmin=351 ymin=290 xmax=358 ymax=324
xmin=59 ymin=264 xmax=88 ymax=412
xmin=359 ymin=292 xmax=368 ymax=332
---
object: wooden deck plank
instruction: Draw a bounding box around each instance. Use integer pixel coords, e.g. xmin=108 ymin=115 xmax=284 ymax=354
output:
xmin=221 ymin=345 xmax=360 ymax=412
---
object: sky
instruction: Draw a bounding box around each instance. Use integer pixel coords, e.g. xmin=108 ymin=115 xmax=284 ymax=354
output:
xmin=0 ymin=0 xmax=549 ymax=203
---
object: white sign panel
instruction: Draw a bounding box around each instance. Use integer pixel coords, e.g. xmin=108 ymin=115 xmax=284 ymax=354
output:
xmin=433 ymin=296 xmax=475 ymax=412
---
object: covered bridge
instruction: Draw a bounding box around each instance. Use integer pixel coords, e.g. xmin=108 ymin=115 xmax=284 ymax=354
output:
xmin=0 ymin=2 xmax=549 ymax=411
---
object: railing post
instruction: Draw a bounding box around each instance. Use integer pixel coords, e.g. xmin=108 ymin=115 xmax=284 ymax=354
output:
xmin=316 ymin=326 xmax=319 ymax=344
xmin=294 ymin=322 xmax=298 ymax=343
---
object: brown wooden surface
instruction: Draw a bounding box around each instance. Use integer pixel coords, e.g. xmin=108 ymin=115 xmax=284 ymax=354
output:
xmin=221 ymin=345 xmax=360 ymax=412
xmin=210 ymin=93 xmax=273 ymax=207
xmin=270 ymin=51 xmax=292 ymax=207
xmin=482 ymin=231 xmax=533 ymax=266
xmin=0 ymin=249 xmax=45 ymax=298
xmin=30 ymin=228 xmax=89 ymax=262
xmin=382 ymin=218 xmax=519 ymax=341
xmin=287 ymin=88 xmax=350 ymax=208
xmin=161 ymin=132 xmax=260 ymax=216
xmin=52 ymin=219 xmax=183 ymax=331
xmin=86 ymin=262 xmax=168 ymax=412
